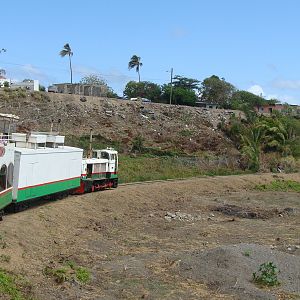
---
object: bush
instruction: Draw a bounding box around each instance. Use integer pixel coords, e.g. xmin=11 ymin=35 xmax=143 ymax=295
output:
xmin=132 ymin=135 xmax=144 ymax=153
xmin=253 ymin=262 xmax=280 ymax=287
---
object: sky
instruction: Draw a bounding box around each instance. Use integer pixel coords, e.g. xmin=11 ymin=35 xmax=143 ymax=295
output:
xmin=1 ymin=0 xmax=300 ymax=104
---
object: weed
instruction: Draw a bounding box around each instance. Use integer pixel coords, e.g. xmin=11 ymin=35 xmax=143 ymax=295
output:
xmin=44 ymin=263 xmax=90 ymax=285
xmin=255 ymin=180 xmax=300 ymax=192
xmin=75 ymin=267 xmax=90 ymax=284
xmin=243 ymin=250 xmax=251 ymax=257
xmin=65 ymin=260 xmax=76 ymax=269
xmin=0 ymin=254 xmax=11 ymax=263
xmin=132 ymin=135 xmax=144 ymax=153
xmin=0 ymin=235 xmax=7 ymax=249
xmin=179 ymin=129 xmax=193 ymax=137
xmin=0 ymin=268 xmax=25 ymax=300
xmin=43 ymin=266 xmax=69 ymax=284
xmin=52 ymin=268 xmax=69 ymax=284
xmin=253 ymin=262 xmax=280 ymax=287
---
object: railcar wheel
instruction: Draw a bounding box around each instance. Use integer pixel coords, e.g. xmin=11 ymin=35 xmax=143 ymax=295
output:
xmin=112 ymin=179 xmax=118 ymax=188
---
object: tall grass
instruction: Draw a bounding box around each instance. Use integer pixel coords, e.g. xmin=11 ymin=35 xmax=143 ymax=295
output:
xmin=118 ymin=155 xmax=247 ymax=183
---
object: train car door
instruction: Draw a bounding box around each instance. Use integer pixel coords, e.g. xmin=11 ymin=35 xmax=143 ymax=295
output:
xmin=109 ymin=154 xmax=116 ymax=173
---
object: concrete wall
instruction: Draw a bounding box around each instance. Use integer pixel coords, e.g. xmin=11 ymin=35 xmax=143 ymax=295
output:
xmin=10 ymin=80 xmax=39 ymax=91
xmin=54 ymin=83 xmax=108 ymax=97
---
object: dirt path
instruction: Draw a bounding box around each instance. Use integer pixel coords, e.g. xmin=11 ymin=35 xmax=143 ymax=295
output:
xmin=0 ymin=173 xmax=299 ymax=299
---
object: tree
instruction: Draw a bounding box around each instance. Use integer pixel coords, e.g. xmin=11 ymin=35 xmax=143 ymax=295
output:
xmin=161 ymin=84 xmax=197 ymax=106
xmin=80 ymin=74 xmax=106 ymax=85
xmin=128 ymin=55 xmax=143 ymax=82
xmin=200 ymin=75 xmax=236 ymax=108
xmin=60 ymin=43 xmax=73 ymax=84
xmin=39 ymin=85 xmax=46 ymax=92
xmin=231 ymin=90 xmax=266 ymax=110
xmin=123 ymin=81 xmax=161 ymax=101
xmin=172 ymin=75 xmax=200 ymax=90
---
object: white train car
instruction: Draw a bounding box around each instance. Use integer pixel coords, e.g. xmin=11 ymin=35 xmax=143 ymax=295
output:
xmin=0 ymin=143 xmax=15 ymax=210
xmin=12 ymin=144 xmax=83 ymax=204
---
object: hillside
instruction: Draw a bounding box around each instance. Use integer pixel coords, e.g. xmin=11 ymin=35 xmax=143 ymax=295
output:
xmin=0 ymin=91 xmax=240 ymax=156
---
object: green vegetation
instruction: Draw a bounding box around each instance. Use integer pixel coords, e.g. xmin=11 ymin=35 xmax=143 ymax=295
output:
xmin=75 ymin=267 xmax=90 ymax=284
xmin=0 ymin=254 xmax=11 ymax=263
xmin=118 ymin=155 xmax=247 ymax=183
xmin=255 ymin=180 xmax=300 ymax=192
xmin=243 ymin=250 xmax=251 ymax=257
xmin=59 ymin=43 xmax=73 ymax=84
xmin=223 ymin=113 xmax=300 ymax=171
xmin=44 ymin=261 xmax=90 ymax=285
xmin=253 ymin=262 xmax=280 ymax=287
xmin=200 ymin=75 xmax=235 ymax=108
xmin=128 ymin=55 xmax=143 ymax=82
xmin=123 ymin=81 xmax=161 ymax=101
xmin=65 ymin=134 xmax=124 ymax=154
xmin=0 ymin=269 xmax=28 ymax=300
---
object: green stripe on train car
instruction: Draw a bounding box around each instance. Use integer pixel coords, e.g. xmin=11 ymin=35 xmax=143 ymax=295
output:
xmin=91 ymin=174 xmax=107 ymax=180
xmin=16 ymin=177 xmax=80 ymax=202
xmin=0 ymin=190 xmax=12 ymax=210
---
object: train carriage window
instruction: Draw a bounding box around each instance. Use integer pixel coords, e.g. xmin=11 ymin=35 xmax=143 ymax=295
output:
xmin=7 ymin=163 xmax=13 ymax=188
xmin=0 ymin=164 xmax=7 ymax=191
xmin=100 ymin=152 xmax=109 ymax=159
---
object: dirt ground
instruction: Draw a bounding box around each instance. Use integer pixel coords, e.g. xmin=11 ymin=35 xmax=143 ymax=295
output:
xmin=0 ymin=92 xmax=240 ymax=155
xmin=0 ymin=173 xmax=299 ymax=299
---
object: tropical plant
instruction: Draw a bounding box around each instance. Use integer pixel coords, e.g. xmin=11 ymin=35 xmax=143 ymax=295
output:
xmin=240 ymin=125 xmax=265 ymax=171
xmin=128 ymin=55 xmax=143 ymax=82
xmin=60 ymin=43 xmax=73 ymax=83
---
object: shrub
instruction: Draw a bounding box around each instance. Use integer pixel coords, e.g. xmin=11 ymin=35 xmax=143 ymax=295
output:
xmin=132 ymin=135 xmax=144 ymax=153
xmin=253 ymin=262 xmax=280 ymax=287
xmin=75 ymin=267 xmax=90 ymax=284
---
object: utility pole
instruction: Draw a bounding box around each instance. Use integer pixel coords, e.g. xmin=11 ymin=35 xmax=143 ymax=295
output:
xmin=89 ymin=128 xmax=93 ymax=158
xmin=169 ymin=67 xmax=173 ymax=105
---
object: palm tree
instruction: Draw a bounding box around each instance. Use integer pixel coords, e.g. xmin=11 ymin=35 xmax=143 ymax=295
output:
xmin=60 ymin=43 xmax=73 ymax=83
xmin=128 ymin=55 xmax=143 ymax=82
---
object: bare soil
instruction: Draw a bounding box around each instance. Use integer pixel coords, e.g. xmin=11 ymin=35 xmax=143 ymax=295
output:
xmin=0 ymin=173 xmax=299 ymax=299
xmin=0 ymin=92 xmax=241 ymax=155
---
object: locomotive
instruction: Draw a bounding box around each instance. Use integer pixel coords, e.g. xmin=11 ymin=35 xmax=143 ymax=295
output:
xmin=0 ymin=113 xmax=118 ymax=214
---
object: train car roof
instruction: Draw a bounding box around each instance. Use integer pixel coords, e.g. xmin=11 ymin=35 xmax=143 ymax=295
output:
xmin=14 ymin=146 xmax=83 ymax=155
xmin=83 ymin=158 xmax=108 ymax=164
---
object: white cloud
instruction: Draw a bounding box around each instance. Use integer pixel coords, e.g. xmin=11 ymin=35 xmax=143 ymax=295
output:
xmin=272 ymin=79 xmax=300 ymax=90
xmin=247 ymin=84 xmax=264 ymax=97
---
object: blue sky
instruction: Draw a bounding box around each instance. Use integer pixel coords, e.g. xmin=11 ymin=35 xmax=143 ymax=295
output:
xmin=1 ymin=0 xmax=300 ymax=104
